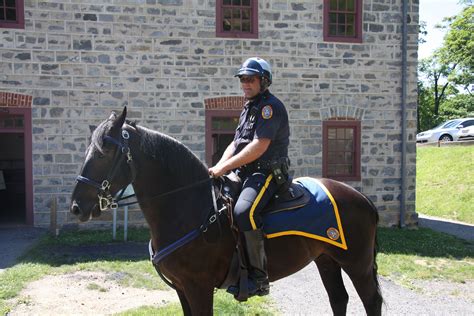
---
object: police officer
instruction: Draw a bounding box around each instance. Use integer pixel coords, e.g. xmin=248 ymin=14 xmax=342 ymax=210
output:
xmin=208 ymin=57 xmax=290 ymax=298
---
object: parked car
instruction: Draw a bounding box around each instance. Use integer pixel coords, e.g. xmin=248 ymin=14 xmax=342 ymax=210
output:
xmin=416 ymin=118 xmax=474 ymax=143
xmin=458 ymin=125 xmax=474 ymax=141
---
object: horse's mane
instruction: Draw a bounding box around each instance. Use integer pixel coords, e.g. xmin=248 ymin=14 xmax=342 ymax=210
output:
xmin=135 ymin=124 xmax=210 ymax=186
xmin=91 ymin=117 xmax=209 ymax=191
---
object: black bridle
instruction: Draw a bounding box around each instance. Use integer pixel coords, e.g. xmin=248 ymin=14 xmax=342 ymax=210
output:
xmin=76 ymin=129 xmax=137 ymax=211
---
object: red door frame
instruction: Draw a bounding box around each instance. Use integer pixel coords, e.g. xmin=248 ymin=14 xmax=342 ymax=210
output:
xmin=0 ymin=107 xmax=33 ymax=225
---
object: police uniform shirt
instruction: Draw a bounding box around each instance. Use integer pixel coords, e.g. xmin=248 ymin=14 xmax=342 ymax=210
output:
xmin=233 ymin=90 xmax=289 ymax=162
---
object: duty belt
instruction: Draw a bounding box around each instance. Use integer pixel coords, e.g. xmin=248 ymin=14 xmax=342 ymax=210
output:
xmin=244 ymin=157 xmax=290 ymax=173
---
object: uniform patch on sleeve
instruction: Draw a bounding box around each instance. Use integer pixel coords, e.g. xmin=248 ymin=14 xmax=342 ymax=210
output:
xmin=262 ymin=105 xmax=273 ymax=119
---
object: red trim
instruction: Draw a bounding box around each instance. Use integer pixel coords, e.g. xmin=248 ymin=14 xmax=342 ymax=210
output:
xmin=322 ymin=120 xmax=361 ymax=181
xmin=323 ymin=0 xmax=362 ymax=43
xmin=0 ymin=0 xmax=25 ymax=29
xmin=0 ymin=106 xmax=33 ymax=225
xmin=216 ymin=0 xmax=258 ymax=39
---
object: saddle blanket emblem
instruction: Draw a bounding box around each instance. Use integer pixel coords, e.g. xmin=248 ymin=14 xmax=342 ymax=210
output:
xmin=262 ymin=177 xmax=348 ymax=250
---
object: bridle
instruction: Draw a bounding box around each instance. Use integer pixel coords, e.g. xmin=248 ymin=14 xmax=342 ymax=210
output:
xmin=76 ymin=129 xmax=137 ymax=211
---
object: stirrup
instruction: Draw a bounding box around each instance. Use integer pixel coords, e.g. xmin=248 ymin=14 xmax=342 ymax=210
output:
xmin=227 ymin=278 xmax=269 ymax=300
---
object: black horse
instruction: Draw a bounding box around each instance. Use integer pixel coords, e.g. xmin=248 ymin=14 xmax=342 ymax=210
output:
xmin=70 ymin=107 xmax=383 ymax=315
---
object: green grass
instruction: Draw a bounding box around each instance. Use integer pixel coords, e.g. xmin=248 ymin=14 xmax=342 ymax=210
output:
xmin=416 ymin=146 xmax=474 ymax=223
xmin=117 ymin=291 xmax=273 ymax=316
xmin=377 ymin=227 xmax=474 ymax=287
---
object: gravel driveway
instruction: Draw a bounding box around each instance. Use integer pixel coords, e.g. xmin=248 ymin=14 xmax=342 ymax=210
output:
xmin=270 ymin=264 xmax=473 ymax=315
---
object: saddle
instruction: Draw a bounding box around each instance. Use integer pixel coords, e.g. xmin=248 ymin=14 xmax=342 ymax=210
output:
xmin=218 ymin=172 xmax=311 ymax=215
xmin=215 ymin=175 xmax=348 ymax=301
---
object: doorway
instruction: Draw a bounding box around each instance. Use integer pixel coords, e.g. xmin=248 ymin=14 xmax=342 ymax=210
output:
xmin=205 ymin=110 xmax=240 ymax=166
xmin=0 ymin=108 xmax=32 ymax=225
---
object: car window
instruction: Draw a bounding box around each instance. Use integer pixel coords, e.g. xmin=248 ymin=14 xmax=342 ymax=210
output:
xmin=435 ymin=120 xmax=453 ymax=129
xmin=443 ymin=120 xmax=461 ymax=128
xmin=461 ymin=120 xmax=474 ymax=127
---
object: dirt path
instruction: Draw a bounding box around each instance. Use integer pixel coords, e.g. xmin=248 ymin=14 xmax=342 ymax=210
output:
xmin=10 ymin=271 xmax=178 ymax=315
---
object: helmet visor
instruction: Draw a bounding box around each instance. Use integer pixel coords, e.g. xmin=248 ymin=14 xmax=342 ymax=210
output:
xmin=235 ymin=67 xmax=260 ymax=77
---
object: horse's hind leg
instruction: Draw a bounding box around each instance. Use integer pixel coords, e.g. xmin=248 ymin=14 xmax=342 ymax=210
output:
xmin=315 ymin=255 xmax=349 ymax=316
xmin=343 ymin=265 xmax=382 ymax=316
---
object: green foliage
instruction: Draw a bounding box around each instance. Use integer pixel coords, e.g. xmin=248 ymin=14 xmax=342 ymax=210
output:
xmin=437 ymin=5 xmax=474 ymax=92
xmin=417 ymin=82 xmax=438 ymax=132
xmin=440 ymin=93 xmax=474 ymax=118
xmin=416 ymin=146 xmax=474 ymax=223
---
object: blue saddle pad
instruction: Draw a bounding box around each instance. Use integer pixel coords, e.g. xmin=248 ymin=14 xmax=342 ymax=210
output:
xmin=262 ymin=177 xmax=347 ymax=250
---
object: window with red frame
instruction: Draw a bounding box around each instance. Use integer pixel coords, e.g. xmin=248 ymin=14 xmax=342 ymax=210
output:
xmin=216 ymin=0 xmax=258 ymax=39
xmin=323 ymin=120 xmax=361 ymax=181
xmin=0 ymin=0 xmax=24 ymax=29
xmin=323 ymin=0 xmax=362 ymax=43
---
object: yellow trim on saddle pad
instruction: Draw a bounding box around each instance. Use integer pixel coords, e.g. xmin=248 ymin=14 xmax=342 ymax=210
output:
xmin=265 ymin=179 xmax=348 ymax=250
xmin=250 ymin=174 xmax=274 ymax=230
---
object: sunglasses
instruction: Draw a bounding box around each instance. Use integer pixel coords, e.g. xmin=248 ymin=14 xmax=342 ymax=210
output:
xmin=239 ymin=76 xmax=257 ymax=84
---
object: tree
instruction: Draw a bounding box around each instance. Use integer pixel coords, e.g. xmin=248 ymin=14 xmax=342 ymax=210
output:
xmin=418 ymin=56 xmax=455 ymax=116
xmin=417 ymin=81 xmax=436 ymax=132
xmin=440 ymin=93 xmax=474 ymax=118
xmin=437 ymin=4 xmax=474 ymax=93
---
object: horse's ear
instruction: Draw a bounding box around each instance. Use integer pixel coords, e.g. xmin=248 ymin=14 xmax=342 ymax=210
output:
xmin=112 ymin=107 xmax=127 ymax=130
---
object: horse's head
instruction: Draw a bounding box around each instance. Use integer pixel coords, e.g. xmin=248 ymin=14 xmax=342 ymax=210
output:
xmin=70 ymin=107 xmax=134 ymax=222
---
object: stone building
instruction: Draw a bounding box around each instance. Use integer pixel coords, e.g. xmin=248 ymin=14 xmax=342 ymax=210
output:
xmin=0 ymin=0 xmax=419 ymax=228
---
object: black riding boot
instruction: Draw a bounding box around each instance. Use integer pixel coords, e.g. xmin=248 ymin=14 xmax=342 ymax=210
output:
xmin=228 ymin=229 xmax=270 ymax=299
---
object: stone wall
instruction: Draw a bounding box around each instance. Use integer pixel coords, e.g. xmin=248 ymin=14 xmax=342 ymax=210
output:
xmin=0 ymin=0 xmax=419 ymax=227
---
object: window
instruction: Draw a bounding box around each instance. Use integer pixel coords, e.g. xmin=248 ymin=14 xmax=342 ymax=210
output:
xmin=323 ymin=0 xmax=362 ymax=43
xmin=0 ymin=0 xmax=24 ymax=29
xmin=323 ymin=120 xmax=361 ymax=181
xmin=216 ymin=0 xmax=258 ymax=39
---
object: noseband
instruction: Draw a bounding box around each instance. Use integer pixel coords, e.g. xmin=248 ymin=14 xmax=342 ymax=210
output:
xmin=76 ymin=129 xmax=136 ymax=211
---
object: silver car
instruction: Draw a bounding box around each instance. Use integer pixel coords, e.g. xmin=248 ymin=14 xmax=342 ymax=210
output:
xmin=416 ymin=118 xmax=474 ymax=143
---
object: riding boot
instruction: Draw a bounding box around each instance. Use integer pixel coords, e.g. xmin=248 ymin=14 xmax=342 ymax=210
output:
xmin=227 ymin=229 xmax=270 ymax=299
xmin=244 ymin=228 xmax=270 ymax=296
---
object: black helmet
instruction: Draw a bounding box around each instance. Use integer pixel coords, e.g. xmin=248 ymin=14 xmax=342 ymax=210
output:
xmin=235 ymin=57 xmax=272 ymax=86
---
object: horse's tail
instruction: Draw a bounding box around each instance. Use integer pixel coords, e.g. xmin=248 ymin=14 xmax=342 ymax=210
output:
xmin=362 ymin=193 xmax=383 ymax=304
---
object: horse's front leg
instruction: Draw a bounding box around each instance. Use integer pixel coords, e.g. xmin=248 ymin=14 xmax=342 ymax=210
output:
xmin=176 ymin=289 xmax=192 ymax=316
xmin=179 ymin=283 xmax=214 ymax=316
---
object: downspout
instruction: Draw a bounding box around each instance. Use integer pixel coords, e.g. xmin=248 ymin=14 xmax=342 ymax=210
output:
xmin=400 ymin=0 xmax=408 ymax=228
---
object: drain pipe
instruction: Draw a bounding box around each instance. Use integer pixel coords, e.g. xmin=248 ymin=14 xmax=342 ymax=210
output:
xmin=400 ymin=0 xmax=408 ymax=228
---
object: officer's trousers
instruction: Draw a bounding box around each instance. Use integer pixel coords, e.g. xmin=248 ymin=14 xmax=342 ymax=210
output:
xmin=233 ymin=171 xmax=279 ymax=232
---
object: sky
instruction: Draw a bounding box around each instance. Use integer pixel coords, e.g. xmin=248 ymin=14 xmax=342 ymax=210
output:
xmin=418 ymin=0 xmax=465 ymax=60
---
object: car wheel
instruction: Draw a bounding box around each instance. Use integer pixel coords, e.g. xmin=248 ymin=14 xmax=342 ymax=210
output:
xmin=439 ymin=134 xmax=453 ymax=142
